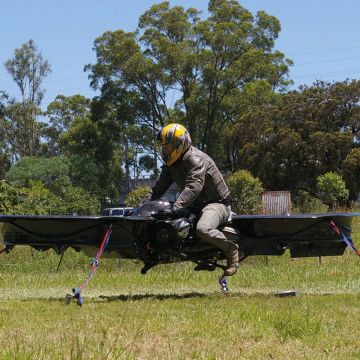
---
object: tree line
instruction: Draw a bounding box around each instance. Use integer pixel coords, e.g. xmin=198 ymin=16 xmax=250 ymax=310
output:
xmin=0 ymin=0 xmax=359 ymax=214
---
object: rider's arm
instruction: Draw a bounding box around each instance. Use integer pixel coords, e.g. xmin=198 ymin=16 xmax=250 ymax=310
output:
xmin=174 ymin=155 xmax=205 ymax=209
xmin=151 ymin=165 xmax=173 ymax=200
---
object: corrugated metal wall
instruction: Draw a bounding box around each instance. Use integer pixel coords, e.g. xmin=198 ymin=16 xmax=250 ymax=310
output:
xmin=262 ymin=191 xmax=291 ymax=215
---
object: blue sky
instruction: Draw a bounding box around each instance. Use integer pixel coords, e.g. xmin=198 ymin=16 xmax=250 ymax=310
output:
xmin=1 ymin=0 xmax=360 ymax=109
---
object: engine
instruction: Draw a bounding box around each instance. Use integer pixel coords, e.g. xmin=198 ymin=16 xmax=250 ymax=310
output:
xmin=135 ymin=200 xmax=192 ymax=251
xmin=148 ymin=218 xmax=192 ymax=251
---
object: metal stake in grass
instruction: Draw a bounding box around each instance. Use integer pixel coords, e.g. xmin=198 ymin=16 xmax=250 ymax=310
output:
xmin=219 ymin=276 xmax=230 ymax=292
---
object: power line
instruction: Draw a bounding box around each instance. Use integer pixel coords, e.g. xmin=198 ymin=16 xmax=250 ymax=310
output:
xmin=296 ymin=56 xmax=360 ymax=66
xmin=2 ymin=46 xmax=360 ymax=96
xmin=286 ymin=46 xmax=360 ymax=57
xmin=0 ymin=75 xmax=90 ymax=84
xmin=45 ymin=86 xmax=94 ymax=94
xmin=292 ymin=67 xmax=360 ymax=79
xmin=43 ymin=75 xmax=89 ymax=83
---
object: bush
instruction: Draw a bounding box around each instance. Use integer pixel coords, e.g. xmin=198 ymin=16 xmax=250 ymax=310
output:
xmin=55 ymin=186 xmax=100 ymax=215
xmin=5 ymin=180 xmax=100 ymax=215
xmin=125 ymin=186 xmax=152 ymax=207
xmin=292 ymin=190 xmax=328 ymax=214
xmin=316 ymin=172 xmax=349 ymax=210
xmin=0 ymin=180 xmax=20 ymax=214
xmin=227 ymin=170 xmax=263 ymax=214
xmin=14 ymin=180 xmax=60 ymax=215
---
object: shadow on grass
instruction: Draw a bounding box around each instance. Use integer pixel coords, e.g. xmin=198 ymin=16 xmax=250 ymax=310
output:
xmin=97 ymin=292 xmax=207 ymax=302
xmin=9 ymin=292 xmax=207 ymax=305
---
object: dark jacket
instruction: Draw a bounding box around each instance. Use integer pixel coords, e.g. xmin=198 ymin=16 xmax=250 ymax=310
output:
xmin=151 ymin=146 xmax=230 ymax=209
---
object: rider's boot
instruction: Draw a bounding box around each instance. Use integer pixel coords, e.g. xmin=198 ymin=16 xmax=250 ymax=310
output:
xmin=223 ymin=243 xmax=239 ymax=276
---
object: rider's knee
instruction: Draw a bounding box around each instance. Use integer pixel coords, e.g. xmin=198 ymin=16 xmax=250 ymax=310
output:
xmin=196 ymin=221 xmax=214 ymax=239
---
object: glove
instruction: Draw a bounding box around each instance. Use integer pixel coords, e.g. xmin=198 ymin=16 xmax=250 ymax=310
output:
xmin=152 ymin=205 xmax=186 ymax=220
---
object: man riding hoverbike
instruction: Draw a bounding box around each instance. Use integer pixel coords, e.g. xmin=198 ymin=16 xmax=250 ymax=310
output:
xmin=151 ymin=123 xmax=239 ymax=276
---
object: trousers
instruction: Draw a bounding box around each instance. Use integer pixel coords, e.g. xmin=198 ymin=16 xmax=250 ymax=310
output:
xmin=196 ymin=203 xmax=233 ymax=253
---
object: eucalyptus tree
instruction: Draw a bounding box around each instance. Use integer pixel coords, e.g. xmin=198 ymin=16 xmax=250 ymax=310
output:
xmin=228 ymin=80 xmax=360 ymax=198
xmin=59 ymin=115 xmax=123 ymax=204
xmin=43 ymin=94 xmax=91 ymax=156
xmin=2 ymin=39 xmax=51 ymax=159
xmin=0 ymin=92 xmax=11 ymax=178
xmin=86 ymin=0 xmax=292 ymax=169
xmin=90 ymin=87 xmax=155 ymax=184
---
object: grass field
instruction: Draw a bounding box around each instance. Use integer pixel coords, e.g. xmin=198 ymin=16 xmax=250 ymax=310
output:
xmin=0 ymin=215 xmax=359 ymax=359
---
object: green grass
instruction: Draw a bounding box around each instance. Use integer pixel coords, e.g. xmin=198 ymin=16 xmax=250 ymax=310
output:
xmin=0 ymin=215 xmax=359 ymax=359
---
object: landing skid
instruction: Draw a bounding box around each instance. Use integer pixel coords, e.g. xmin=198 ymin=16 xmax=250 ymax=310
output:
xmin=140 ymin=249 xmax=248 ymax=274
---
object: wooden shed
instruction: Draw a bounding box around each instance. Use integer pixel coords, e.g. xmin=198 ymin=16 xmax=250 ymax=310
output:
xmin=262 ymin=191 xmax=291 ymax=215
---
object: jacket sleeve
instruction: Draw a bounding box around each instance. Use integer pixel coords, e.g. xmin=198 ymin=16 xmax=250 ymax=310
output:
xmin=151 ymin=165 xmax=173 ymax=200
xmin=174 ymin=155 xmax=205 ymax=209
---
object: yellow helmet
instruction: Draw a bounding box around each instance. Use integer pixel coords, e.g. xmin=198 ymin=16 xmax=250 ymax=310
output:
xmin=157 ymin=123 xmax=192 ymax=166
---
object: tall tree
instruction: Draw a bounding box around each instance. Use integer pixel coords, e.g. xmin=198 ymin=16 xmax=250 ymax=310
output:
xmin=229 ymin=80 xmax=360 ymax=198
xmin=0 ymin=93 xmax=11 ymax=178
xmin=2 ymin=39 xmax=51 ymax=159
xmin=42 ymin=94 xmax=91 ymax=156
xmin=59 ymin=116 xmax=123 ymax=203
xmin=86 ymin=0 xmax=292 ymax=169
xmin=91 ymin=88 xmax=155 ymax=186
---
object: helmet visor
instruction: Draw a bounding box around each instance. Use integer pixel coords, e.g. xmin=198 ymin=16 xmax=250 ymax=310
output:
xmin=156 ymin=142 xmax=175 ymax=163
